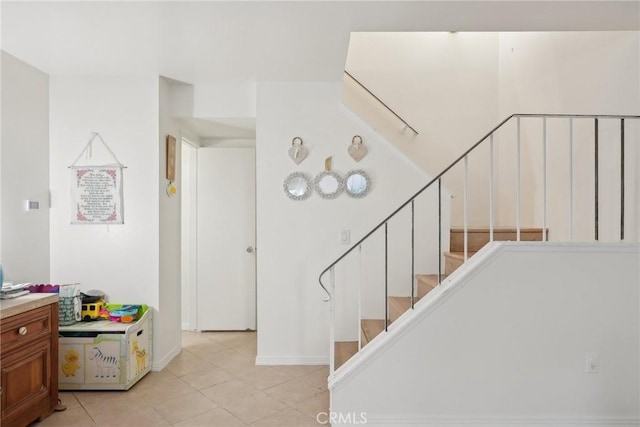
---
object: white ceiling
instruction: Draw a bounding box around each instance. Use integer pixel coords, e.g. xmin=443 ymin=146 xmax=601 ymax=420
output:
xmin=2 ymin=1 xmax=638 ymax=84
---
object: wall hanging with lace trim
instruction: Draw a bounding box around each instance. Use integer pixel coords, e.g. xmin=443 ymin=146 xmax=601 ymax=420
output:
xmin=69 ymin=132 xmax=126 ymax=225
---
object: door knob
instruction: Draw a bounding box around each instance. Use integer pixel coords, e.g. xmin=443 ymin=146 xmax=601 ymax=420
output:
xmin=246 ymin=246 xmax=255 ymax=253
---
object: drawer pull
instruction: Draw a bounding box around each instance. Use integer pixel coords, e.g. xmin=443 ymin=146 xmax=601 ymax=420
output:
xmin=18 ymin=326 xmax=28 ymax=335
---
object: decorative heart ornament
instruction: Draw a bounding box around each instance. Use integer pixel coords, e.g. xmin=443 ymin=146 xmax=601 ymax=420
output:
xmin=288 ymin=137 xmax=308 ymax=165
xmin=348 ymin=135 xmax=368 ymax=162
xmin=288 ymin=145 xmax=308 ymax=164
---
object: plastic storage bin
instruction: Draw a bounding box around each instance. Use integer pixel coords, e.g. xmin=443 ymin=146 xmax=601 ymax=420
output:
xmin=58 ymin=307 xmax=152 ymax=390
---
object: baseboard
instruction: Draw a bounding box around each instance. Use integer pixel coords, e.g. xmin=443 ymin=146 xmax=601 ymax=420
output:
xmin=362 ymin=415 xmax=640 ymax=426
xmin=151 ymin=344 xmax=181 ymax=371
xmin=255 ymin=356 xmax=329 ymax=366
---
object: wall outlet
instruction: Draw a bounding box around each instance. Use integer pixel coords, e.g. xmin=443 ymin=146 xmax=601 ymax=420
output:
xmin=339 ymin=229 xmax=350 ymax=245
xmin=586 ymin=353 xmax=599 ymax=373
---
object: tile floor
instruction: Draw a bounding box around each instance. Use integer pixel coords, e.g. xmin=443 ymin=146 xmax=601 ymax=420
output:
xmin=33 ymin=331 xmax=329 ymax=426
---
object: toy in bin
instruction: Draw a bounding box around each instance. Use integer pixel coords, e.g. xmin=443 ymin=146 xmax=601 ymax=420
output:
xmin=107 ymin=304 xmax=144 ymax=323
xmin=80 ymin=289 xmax=106 ymax=321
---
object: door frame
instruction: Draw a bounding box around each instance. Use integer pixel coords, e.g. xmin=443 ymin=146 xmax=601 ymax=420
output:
xmin=181 ymin=138 xmax=199 ymax=331
xmin=181 ymin=140 xmax=257 ymax=331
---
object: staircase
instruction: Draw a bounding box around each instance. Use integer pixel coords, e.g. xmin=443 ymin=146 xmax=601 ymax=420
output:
xmin=321 ymin=113 xmax=639 ymax=381
xmin=334 ymin=226 xmax=546 ymax=369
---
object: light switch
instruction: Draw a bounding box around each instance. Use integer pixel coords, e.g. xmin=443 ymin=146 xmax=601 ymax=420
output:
xmin=339 ymin=229 xmax=350 ymax=245
xmin=25 ymin=200 xmax=40 ymax=211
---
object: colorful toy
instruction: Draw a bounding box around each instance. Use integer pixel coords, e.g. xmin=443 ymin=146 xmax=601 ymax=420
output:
xmin=81 ymin=301 xmax=105 ymax=321
xmin=108 ymin=305 xmax=141 ymax=323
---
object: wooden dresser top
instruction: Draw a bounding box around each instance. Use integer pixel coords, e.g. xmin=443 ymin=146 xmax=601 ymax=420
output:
xmin=0 ymin=293 xmax=58 ymax=320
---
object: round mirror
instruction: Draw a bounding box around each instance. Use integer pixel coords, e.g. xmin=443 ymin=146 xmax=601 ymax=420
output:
xmin=345 ymin=170 xmax=371 ymax=198
xmin=314 ymin=171 xmax=344 ymax=199
xmin=283 ymin=172 xmax=312 ymax=201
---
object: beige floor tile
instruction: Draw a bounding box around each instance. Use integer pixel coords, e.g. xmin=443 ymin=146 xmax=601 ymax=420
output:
xmin=71 ymin=389 xmax=125 ymax=406
xmin=93 ymin=407 xmax=171 ymax=427
xmin=271 ymin=365 xmax=327 ymax=378
xmin=200 ymin=378 xmax=259 ymax=406
xmin=181 ymin=331 xmax=216 ymax=347
xmin=250 ymin=407 xmax=322 ymax=426
xmin=166 ymin=355 xmax=215 ymax=376
xmin=223 ymin=391 xmax=288 ymax=424
xmin=152 ymin=391 xmax=218 ymax=424
xmin=58 ymin=391 xmax=82 ymax=410
xmin=81 ymin=390 xmax=152 ymax=419
xmin=180 ymin=365 xmax=234 ymax=389
xmin=181 ymin=339 xmax=230 ymax=357
xmin=294 ymin=390 xmax=330 ymax=419
xmin=207 ymin=331 xmax=256 ymax=346
xmin=298 ymin=367 xmax=330 ymax=389
xmin=200 ymin=348 xmax=254 ymax=370
xmin=264 ymin=378 xmax=325 ymax=404
xmin=234 ymin=365 xmax=293 ymax=390
xmin=210 ymin=332 xmax=256 ymax=348
xmin=234 ymin=341 xmax=258 ymax=356
xmin=135 ymin=376 xmax=198 ymax=404
xmin=174 ymin=407 xmax=247 ymax=427
xmin=30 ymin=408 xmax=96 ymax=427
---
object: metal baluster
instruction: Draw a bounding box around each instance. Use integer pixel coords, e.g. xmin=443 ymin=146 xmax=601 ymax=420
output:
xmin=489 ymin=134 xmax=494 ymax=243
xmin=384 ymin=222 xmax=388 ymax=331
xmin=438 ymin=179 xmax=442 ymax=284
xmin=411 ymin=201 xmax=415 ymax=309
xmin=595 ymin=118 xmax=599 ymax=241
xmin=517 ymin=117 xmax=521 ymax=241
xmin=464 ymin=156 xmax=468 ymax=262
xmin=569 ymin=118 xmax=574 ymax=241
xmin=542 ymin=117 xmax=547 ymax=242
xmin=620 ymin=118 xmax=625 ymax=241
xmin=329 ymin=266 xmax=335 ymax=379
xmin=357 ymin=245 xmax=362 ymax=351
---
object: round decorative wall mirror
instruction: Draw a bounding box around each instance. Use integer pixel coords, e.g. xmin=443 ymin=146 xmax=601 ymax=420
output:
xmin=314 ymin=171 xmax=344 ymax=199
xmin=345 ymin=170 xmax=371 ymax=198
xmin=283 ymin=172 xmax=312 ymax=201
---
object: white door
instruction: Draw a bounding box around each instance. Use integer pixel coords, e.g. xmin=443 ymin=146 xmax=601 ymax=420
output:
xmin=196 ymin=147 xmax=256 ymax=331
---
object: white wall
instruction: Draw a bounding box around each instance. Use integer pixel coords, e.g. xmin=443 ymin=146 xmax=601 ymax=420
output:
xmin=344 ymin=32 xmax=500 ymax=227
xmin=255 ymin=82 xmax=441 ymax=363
xmin=496 ymin=32 xmax=640 ymax=242
xmin=158 ymin=76 xmax=183 ymax=366
xmin=49 ymin=75 xmax=166 ymax=366
xmin=332 ymin=243 xmax=640 ymax=426
xmin=344 ymin=31 xmax=640 ymax=237
xmin=0 ymin=52 xmax=50 ymax=283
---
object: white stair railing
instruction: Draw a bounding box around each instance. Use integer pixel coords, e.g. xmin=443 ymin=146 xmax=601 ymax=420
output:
xmin=320 ymin=114 xmax=640 ymax=380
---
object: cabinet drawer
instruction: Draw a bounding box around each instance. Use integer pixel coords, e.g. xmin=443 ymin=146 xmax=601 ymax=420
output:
xmin=1 ymin=306 xmax=52 ymax=354
xmin=1 ymin=337 xmax=52 ymax=426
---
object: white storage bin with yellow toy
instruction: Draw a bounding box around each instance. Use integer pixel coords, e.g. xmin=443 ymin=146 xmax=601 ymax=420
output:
xmin=58 ymin=304 xmax=152 ymax=390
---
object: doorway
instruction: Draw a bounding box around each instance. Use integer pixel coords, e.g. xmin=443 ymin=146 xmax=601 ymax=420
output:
xmin=181 ymin=140 xmax=257 ymax=331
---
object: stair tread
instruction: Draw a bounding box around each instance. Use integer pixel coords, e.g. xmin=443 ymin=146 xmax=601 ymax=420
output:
xmin=444 ymin=251 xmax=477 ymax=260
xmin=450 ymin=227 xmax=546 ymax=233
xmin=335 ymin=341 xmax=358 ymax=369
xmin=416 ymin=274 xmax=446 ymax=287
xmin=361 ymin=319 xmax=386 ymax=345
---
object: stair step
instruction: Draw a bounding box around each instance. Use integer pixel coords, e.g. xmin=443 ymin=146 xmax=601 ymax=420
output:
xmin=388 ymin=296 xmax=412 ymax=324
xmin=416 ymin=274 xmax=446 ymax=298
xmin=361 ymin=319 xmax=386 ymax=347
xmin=450 ymin=227 xmax=547 ymax=252
xmin=335 ymin=341 xmax=358 ymax=369
xmin=444 ymin=251 xmax=477 ymax=275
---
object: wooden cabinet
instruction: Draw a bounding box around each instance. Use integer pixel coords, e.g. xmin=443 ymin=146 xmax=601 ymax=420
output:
xmin=0 ymin=295 xmax=58 ymax=427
